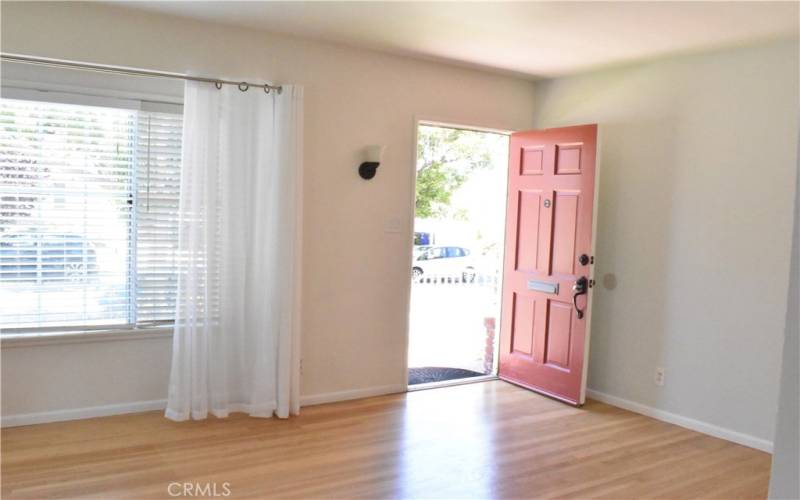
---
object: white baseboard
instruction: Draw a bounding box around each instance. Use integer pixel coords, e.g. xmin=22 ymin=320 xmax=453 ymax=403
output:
xmin=299 ymin=384 xmax=407 ymax=407
xmin=586 ymin=389 xmax=773 ymax=453
xmin=1 ymin=399 xmax=167 ymax=428
xmin=2 ymin=385 xmax=409 ymax=427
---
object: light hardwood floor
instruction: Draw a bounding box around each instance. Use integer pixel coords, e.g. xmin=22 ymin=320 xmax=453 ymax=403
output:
xmin=1 ymin=381 xmax=771 ymax=499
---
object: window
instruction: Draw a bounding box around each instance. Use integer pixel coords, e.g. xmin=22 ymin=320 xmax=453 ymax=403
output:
xmin=0 ymin=97 xmax=182 ymax=332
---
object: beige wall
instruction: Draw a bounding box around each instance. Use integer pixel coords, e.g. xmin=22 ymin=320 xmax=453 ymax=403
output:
xmin=768 ymin=124 xmax=799 ymax=498
xmin=0 ymin=1 xmax=536 ymax=418
xmin=533 ymin=39 xmax=799 ymax=444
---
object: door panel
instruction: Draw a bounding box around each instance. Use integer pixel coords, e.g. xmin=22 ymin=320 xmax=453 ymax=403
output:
xmin=545 ymin=300 xmax=573 ymax=369
xmin=520 ymin=146 xmax=545 ymax=176
xmin=499 ymin=124 xmax=597 ymax=405
xmin=551 ymin=191 xmax=580 ymax=276
xmin=555 ymin=143 xmax=583 ymax=175
xmin=515 ymin=191 xmax=544 ymax=273
xmin=510 ymin=293 xmax=535 ymax=357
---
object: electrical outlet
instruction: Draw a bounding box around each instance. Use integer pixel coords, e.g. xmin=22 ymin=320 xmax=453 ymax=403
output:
xmin=655 ymin=367 xmax=665 ymax=386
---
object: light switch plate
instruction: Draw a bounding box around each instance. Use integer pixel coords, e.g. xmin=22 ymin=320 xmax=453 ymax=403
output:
xmin=384 ymin=216 xmax=403 ymax=234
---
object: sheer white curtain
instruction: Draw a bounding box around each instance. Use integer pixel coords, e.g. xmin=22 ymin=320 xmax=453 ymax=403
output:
xmin=165 ymin=81 xmax=303 ymax=421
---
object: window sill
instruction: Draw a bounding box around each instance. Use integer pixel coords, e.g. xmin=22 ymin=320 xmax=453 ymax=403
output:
xmin=0 ymin=326 xmax=173 ymax=348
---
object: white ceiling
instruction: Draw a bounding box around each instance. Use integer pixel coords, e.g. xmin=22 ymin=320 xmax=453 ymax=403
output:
xmin=115 ymin=1 xmax=799 ymax=79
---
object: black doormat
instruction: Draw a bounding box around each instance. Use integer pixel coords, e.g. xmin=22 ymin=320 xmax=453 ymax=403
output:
xmin=408 ymin=367 xmax=485 ymax=385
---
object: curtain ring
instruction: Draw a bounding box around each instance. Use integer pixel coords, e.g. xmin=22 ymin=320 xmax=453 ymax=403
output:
xmin=238 ymin=82 xmax=249 ymax=92
xmin=214 ymin=82 xmax=223 ymax=90
xmin=263 ymin=86 xmax=271 ymax=94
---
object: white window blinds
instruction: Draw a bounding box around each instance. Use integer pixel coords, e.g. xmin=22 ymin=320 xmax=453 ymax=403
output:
xmin=0 ymin=98 xmax=182 ymax=331
xmin=134 ymin=111 xmax=182 ymax=325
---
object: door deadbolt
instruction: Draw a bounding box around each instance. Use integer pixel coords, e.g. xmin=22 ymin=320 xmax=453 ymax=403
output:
xmin=543 ymin=199 xmax=551 ymax=208
xmin=579 ymin=254 xmax=590 ymax=266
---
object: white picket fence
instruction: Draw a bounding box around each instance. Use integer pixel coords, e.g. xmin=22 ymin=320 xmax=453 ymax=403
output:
xmin=412 ymin=272 xmax=500 ymax=287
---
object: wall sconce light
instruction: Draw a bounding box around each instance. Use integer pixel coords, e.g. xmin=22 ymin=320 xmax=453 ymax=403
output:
xmin=358 ymin=145 xmax=385 ymax=180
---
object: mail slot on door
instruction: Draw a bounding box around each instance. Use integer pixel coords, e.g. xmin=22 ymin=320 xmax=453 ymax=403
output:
xmin=527 ymin=280 xmax=559 ymax=294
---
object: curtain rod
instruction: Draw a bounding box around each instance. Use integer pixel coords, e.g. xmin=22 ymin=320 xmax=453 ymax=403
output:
xmin=0 ymin=53 xmax=283 ymax=94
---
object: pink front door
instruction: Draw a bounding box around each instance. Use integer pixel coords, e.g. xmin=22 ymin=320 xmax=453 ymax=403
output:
xmin=499 ymin=124 xmax=598 ymax=405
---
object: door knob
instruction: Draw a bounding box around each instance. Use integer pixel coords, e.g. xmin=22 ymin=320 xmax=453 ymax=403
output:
xmin=572 ymin=277 xmax=588 ymax=319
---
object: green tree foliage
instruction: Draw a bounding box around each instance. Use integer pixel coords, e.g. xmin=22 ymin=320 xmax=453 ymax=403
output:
xmin=415 ymin=125 xmax=495 ymax=219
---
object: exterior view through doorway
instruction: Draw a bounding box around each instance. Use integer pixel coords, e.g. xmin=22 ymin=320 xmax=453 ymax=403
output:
xmin=407 ymin=122 xmax=510 ymax=387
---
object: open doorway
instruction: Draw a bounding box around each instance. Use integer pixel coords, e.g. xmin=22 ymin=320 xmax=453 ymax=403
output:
xmin=407 ymin=122 xmax=510 ymax=387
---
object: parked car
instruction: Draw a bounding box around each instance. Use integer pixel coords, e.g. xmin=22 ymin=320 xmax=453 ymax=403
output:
xmin=411 ymin=245 xmax=476 ymax=281
xmin=412 ymin=245 xmax=433 ymax=259
xmin=0 ymin=232 xmax=98 ymax=283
